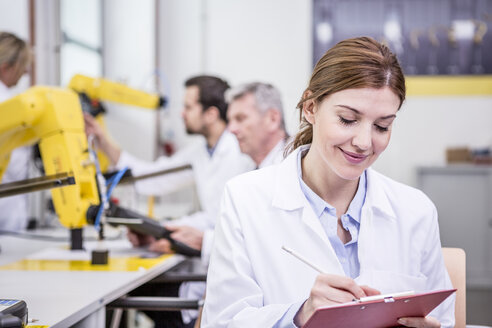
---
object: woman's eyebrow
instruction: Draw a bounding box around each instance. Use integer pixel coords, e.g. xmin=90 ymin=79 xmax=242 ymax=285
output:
xmin=377 ymin=114 xmax=397 ymax=120
xmin=335 ymin=104 xmax=360 ymax=114
xmin=336 ymin=105 xmax=396 ymax=120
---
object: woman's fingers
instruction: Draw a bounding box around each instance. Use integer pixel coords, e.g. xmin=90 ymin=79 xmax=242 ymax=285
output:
xmin=398 ymin=316 xmax=440 ymax=328
xmin=308 ymin=274 xmax=369 ymax=308
xmin=360 ymin=285 xmax=381 ymax=297
xmin=317 ymin=274 xmax=367 ymax=300
xmin=295 ymin=274 xmax=378 ymax=327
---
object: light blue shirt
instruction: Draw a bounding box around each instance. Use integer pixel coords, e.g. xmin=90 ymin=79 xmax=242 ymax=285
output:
xmin=275 ymin=149 xmax=367 ymax=328
xmin=297 ymin=153 xmax=366 ymax=279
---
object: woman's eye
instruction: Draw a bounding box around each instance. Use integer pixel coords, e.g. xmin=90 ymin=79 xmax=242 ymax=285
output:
xmin=374 ymin=124 xmax=389 ymax=132
xmin=339 ymin=117 xmax=356 ymax=125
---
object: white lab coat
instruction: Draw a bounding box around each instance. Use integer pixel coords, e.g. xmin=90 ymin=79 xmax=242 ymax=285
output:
xmin=203 ymin=145 xmax=455 ymax=328
xmin=117 ymin=130 xmax=254 ymax=233
xmin=200 ymin=137 xmax=287 ymax=265
xmin=0 ymin=81 xmax=31 ymax=231
xmin=258 ymin=138 xmax=286 ymax=169
xmin=117 ymin=130 xmax=254 ymax=323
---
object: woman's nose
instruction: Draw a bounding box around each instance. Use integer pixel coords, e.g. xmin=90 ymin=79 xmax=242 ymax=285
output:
xmin=352 ymin=125 xmax=372 ymax=151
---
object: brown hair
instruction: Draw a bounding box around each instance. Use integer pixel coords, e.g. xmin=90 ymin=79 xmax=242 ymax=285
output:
xmin=286 ymin=36 xmax=405 ymax=154
xmin=185 ymin=75 xmax=230 ymax=123
xmin=0 ymin=32 xmax=31 ymax=77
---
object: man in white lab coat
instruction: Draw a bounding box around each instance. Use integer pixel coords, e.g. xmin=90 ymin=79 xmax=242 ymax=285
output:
xmin=183 ymin=81 xmax=288 ymax=326
xmin=139 ymin=81 xmax=291 ymax=327
xmin=226 ymin=82 xmax=288 ymax=169
xmin=85 ymin=75 xmax=254 ymax=250
xmin=84 ymin=75 xmax=254 ymax=327
xmin=0 ymin=32 xmax=32 ymax=232
xmin=181 ymin=81 xmax=290 ymax=266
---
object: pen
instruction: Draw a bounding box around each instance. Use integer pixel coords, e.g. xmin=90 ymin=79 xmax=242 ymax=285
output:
xmin=281 ymin=245 xmax=325 ymax=273
xmin=355 ymin=290 xmax=415 ymax=303
xmin=282 ymin=246 xmax=416 ymax=304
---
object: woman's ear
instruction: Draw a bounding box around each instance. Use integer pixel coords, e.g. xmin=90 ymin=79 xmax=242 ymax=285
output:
xmin=301 ymin=91 xmax=316 ymax=125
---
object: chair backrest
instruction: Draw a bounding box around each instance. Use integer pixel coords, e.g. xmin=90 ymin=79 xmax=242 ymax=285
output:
xmin=442 ymin=247 xmax=466 ymax=328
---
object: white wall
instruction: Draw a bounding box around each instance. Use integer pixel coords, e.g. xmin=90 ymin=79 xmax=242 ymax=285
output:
xmin=158 ymin=0 xmax=204 ymax=149
xmin=158 ymin=0 xmax=312 ymax=148
xmin=0 ymin=0 xmax=28 ymax=38
xmin=34 ymin=0 xmax=61 ymax=86
xmin=205 ymin=0 xmax=312 ymax=135
xmin=0 ymin=0 xmax=30 ymax=93
xmin=374 ymin=95 xmax=492 ymax=187
xmin=103 ymin=0 xmax=158 ymax=161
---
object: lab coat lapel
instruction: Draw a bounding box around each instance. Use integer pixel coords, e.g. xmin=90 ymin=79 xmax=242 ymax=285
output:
xmin=272 ymin=146 xmax=344 ymax=274
xmin=357 ymin=168 xmax=397 ymax=277
xmin=209 ymin=131 xmax=229 ymax=162
xmin=365 ymin=168 xmax=397 ymax=219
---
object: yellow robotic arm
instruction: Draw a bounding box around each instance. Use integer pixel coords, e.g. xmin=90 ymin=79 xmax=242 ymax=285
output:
xmin=0 ymin=87 xmax=100 ymax=234
xmin=68 ymin=74 xmax=165 ymax=171
xmin=0 ymin=84 xmax=196 ymax=255
xmin=69 ymin=74 xmax=164 ymax=110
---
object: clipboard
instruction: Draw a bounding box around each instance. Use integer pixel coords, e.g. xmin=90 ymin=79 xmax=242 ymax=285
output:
xmin=303 ymin=288 xmax=456 ymax=328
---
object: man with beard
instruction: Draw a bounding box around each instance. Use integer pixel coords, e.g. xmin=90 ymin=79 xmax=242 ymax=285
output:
xmin=84 ymin=75 xmax=253 ymax=327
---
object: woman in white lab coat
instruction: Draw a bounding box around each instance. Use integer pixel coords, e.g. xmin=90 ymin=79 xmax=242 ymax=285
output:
xmin=0 ymin=32 xmax=32 ymax=231
xmin=203 ymin=37 xmax=455 ymax=328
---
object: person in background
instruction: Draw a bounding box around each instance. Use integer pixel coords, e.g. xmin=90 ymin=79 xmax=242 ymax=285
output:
xmin=84 ymin=75 xmax=253 ymax=327
xmin=0 ymin=32 xmax=32 ymax=231
xmin=188 ymin=82 xmax=290 ymax=327
xmin=226 ymin=82 xmax=288 ymax=169
xmin=202 ymin=37 xmax=455 ymax=327
xmin=150 ymin=81 xmax=290 ymax=264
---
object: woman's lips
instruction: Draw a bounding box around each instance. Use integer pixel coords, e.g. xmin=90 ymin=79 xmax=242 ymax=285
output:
xmin=340 ymin=148 xmax=368 ymax=164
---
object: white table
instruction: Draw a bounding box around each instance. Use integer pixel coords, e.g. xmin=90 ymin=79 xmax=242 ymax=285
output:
xmin=0 ymin=232 xmax=184 ymax=327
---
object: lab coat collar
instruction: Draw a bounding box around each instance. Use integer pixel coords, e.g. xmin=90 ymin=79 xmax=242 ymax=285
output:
xmin=365 ymin=168 xmax=397 ymax=220
xmin=271 ymin=145 xmax=307 ymax=210
xmin=211 ymin=130 xmax=235 ymax=157
xmin=258 ymin=138 xmax=286 ymax=169
xmin=272 ymin=145 xmax=397 ymax=220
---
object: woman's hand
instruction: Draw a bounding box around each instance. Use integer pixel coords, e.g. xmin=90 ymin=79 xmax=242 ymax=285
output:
xmin=398 ymin=316 xmax=440 ymax=328
xmin=294 ymin=274 xmax=380 ymax=326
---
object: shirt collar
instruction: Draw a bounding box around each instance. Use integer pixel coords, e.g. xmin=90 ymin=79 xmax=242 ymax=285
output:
xmin=207 ymin=130 xmax=228 ymax=157
xmin=272 ymin=145 xmax=396 ymax=222
xmin=297 ymin=148 xmax=366 ymax=221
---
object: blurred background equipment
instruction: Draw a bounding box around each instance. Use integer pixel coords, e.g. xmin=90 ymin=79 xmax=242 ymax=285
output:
xmin=0 ymin=85 xmax=194 ymax=256
xmin=313 ymin=0 xmax=492 ymax=75
xmin=0 ymin=87 xmax=100 ymax=244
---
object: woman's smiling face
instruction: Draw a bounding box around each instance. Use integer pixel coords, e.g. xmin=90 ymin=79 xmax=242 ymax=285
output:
xmin=304 ymin=86 xmax=400 ymax=181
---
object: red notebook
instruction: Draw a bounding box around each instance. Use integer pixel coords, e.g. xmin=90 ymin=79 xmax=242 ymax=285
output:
xmin=303 ymin=289 xmax=456 ymax=328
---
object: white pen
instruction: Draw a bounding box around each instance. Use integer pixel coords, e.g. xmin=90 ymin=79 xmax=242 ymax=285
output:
xmin=281 ymin=245 xmax=325 ymax=273
xmin=281 ymin=246 xmax=414 ymax=304
xmin=357 ymin=290 xmax=415 ymax=303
